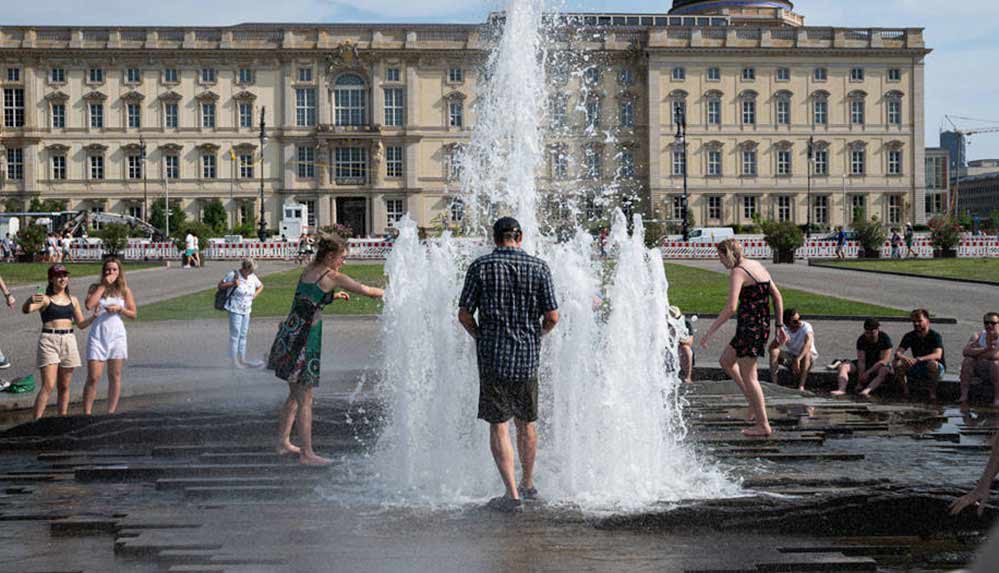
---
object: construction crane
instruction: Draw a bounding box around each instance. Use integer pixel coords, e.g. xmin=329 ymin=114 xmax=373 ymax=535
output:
xmin=943 ymin=116 xmax=999 ymax=214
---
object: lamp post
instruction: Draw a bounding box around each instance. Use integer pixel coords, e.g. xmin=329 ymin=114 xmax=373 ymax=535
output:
xmin=675 ymin=110 xmax=689 ymax=241
xmin=139 ymin=135 xmax=148 ymax=223
xmin=257 ymin=106 xmax=268 ymax=241
xmin=806 ymin=136 xmax=814 ymax=239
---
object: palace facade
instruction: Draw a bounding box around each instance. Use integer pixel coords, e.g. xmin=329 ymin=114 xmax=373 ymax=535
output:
xmin=0 ymin=0 xmax=930 ymax=235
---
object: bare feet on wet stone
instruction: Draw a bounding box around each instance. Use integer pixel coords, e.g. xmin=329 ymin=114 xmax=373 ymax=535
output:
xmin=741 ymin=426 xmax=772 ymax=438
xmin=829 ymin=390 xmax=846 ymax=396
xmin=276 ymin=442 xmax=301 ymax=456
xmin=299 ymin=453 xmax=333 ymax=466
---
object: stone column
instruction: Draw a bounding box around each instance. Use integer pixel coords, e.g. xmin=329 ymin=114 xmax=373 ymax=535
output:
xmin=406 ymin=64 xmax=419 ymax=128
xmin=911 ymin=59 xmax=927 ymax=224
xmin=371 ymin=60 xmax=384 ymax=127
xmin=646 ymin=60 xmax=663 ymax=218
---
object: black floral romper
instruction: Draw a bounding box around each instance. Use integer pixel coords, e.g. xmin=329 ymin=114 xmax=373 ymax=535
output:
xmin=729 ymin=265 xmax=772 ymax=358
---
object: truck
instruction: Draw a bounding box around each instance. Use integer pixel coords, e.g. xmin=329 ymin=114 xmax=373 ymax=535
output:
xmin=687 ymin=227 xmax=735 ymax=244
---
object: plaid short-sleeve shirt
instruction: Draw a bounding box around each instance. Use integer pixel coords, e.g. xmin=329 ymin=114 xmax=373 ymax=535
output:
xmin=459 ymin=247 xmax=558 ymax=380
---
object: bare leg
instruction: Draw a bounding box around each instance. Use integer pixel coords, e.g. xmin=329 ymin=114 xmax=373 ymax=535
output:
xmin=84 ymin=360 xmax=105 ymax=415
xmin=720 ymin=345 xmax=752 ymax=421
xmin=678 ymin=343 xmax=694 ymax=383
xmin=960 ymin=357 xmax=975 ymax=404
xmin=293 ymin=385 xmax=330 ymax=465
xmin=276 ymin=386 xmax=301 ymax=455
xmin=737 ymin=357 xmax=772 ymax=437
xmin=33 ymin=364 xmax=59 ymax=420
xmin=832 ymin=362 xmax=854 ymax=395
xmin=893 ymin=359 xmax=911 ymax=399
xmin=56 ymin=367 xmax=74 ymax=416
xmin=767 ymin=344 xmax=781 ymax=385
xmin=797 ymin=354 xmax=813 ymax=391
xmin=991 ymin=361 xmax=999 ymax=407
xmin=106 ymin=359 xmax=125 ymax=414
xmin=514 ymin=419 xmax=537 ymax=490
xmin=861 ymin=365 xmax=889 ymax=396
xmin=927 ymin=362 xmax=941 ymax=402
xmin=489 ymin=421 xmax=519 ymax=499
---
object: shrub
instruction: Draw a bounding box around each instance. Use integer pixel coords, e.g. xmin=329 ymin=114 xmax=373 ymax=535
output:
xmin=16 ymin=224 xmax=47 ymax=259
xmin=28 ymin=198 xmax=68 ymax=212
xmin=320 ymin=223 xmax=354 ymax=238
xmin=643 ymin=221 xmax=665 ymax=249
xmin=150 ymin=198 xmax=187 ymax=235
xmin=760 ymin=219 xmax=804 ymax=253
xmin=97 ymin=223 xmax=130 ymax=257
xmin=202 ymin=199 xmax=228 ymax=234
xmin=928 ymin=215 xmax=961 ymax=251
xmin=852 ymin=216 xmax=886 ymax=255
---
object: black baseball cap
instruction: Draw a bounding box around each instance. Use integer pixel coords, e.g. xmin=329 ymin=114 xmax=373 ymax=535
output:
xmin=493 ymin=217 xmax=522 ymax=240
xmin=863 ymin=318 xmax=880 ymax=330
xmin=48 ymin=264 xmax=70 ymax=279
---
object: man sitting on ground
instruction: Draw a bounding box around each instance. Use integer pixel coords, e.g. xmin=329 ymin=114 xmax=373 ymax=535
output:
xmin=893 ymin=308 xmax=946 ymax=401
xmin=769 ymin=308 xmax=818 ymax=391
xmin=959 ymin=312 xmax=999 ymax=408
xmin=833 ymin=318 xmax=893 ymax=397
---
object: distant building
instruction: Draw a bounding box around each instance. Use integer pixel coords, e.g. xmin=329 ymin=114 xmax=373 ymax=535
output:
xmin=956 ymin=171 xmax=999 ymax=219
xmin=940 ymin=131 xmax=967 ymax=172
xmin=924 ymin=147 xmax=949 ymax=216
xmin=960 ymin=158 xmax=999 ymax=178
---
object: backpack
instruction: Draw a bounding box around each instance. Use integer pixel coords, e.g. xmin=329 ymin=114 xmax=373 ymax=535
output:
xmin=214 ymin=270 xmax=238 ymax=311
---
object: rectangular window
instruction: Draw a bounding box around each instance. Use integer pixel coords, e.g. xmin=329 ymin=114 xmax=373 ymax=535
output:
xmin=742 ymin=195 xmax=757 ymax=220
xmin=165 ymin=155 xmax=180 ymax=179
xmin=335 ymin=147 xmax=368 ymax=182
xmin=814 ymin=99 xmax=828 ymax=125
xmin=89 ymin=155 xmax=104 ymax=179
xmin=201 ymin=103 xmax=216 ymax=128
xmin=776 ymin=99 xmax=790 ymax=125
xmin=777 ymin=149 xmax=792 ymax=176
xmin=296 ymin=88 xmax=316 ymax=127
xmin=239 ymin=102 xmax=253 ymax=128
xmin=707 ymin=98 xmax=721 ymax=125
xmin=888 ymin=68 xmax=902 ymax=81
xmin=386 ymin=199 xmax=404 ymax=227
xmin=201 ymin=68 xmax=216 ymax=83
xmin=297 ymin=146 xmax=316 ymax=179
xmin=384 ymin=88 xmax=405 ymax=127
xmin=6 ymin=148 xmax=23 ymax=180
xmin=814 ymin=195 xmax=828 ymax=224
xmin=585 ymin=148 xmax=602 ymax=179
xmin=742 ymin=67 xmax=755 ymax=81
xmin=618 ymin=68 xmax=634 ymax=86
xmin=851 ymin=149 xmax=866 ymax=175
xmin=447 ymin=147 xmax=463 ymax=180
xmin=672 ymin=67 xmax=686 ymax=81
xmin=550 ymin=96 xmax=567 ymax=129
xmin=163 ymin=68 xmax=178 ymax=83
xmin=583 ymin=67 xmax=600 ymax=86
xmin=297 ymin=67 xmax=313 ymax=82
xmin=88 ymin=68 xmax=104 ymax=83
xmin=672 ymin=100 xmax=686 ymax=125
xmin=619 ymin=99 xmax=634 ymax=128
xmin=89 ymin=103 xmax=104 ymax=128
xmin=7 ymin=67 xmax=20 ymax=82
xmin=448 ymin=67 xmax=464 ymax=83
xmin=707 ymin=150 xmax=722 ymax=176
xmin=742 ymin=149 xmax=757 ymax=176
xmin=850 ymin=67 xmax=864 ymax=81
xmin=619 ymin=148 xmax=635 ymax=178
xmin=51 ymin=155 xmax=66 ymax=180
xmin=551 ymin=147 xmax=568 ymax=179
xmin=888 ymin=99 xmax=901 ymax=126
xmin=238 ymin=153 xmax=254 ymax=178
xmin=707 ymin=67 xmax=721 ymax=81
xmin=126 ymin=67 xmax=141 ymax=83
xmin=742 ymin=100 xmax=756 ymax=125
xmin=888 ymin=195 xmax=902 ymax=225
xmin=850 ymin=100 xmax=865 ymax=125
xmin=128 ymin=154 xmax=143 ymax=179
xmin=51 ymin=68 xmax=65 ymax=83
xmin=386 ymin=145 xmax=403 ymax=178
xmin=165 ymin=103 xmax=179 ymax=128
xmin=777 ymin=196 xmax=792 ymax=222
xmin=707 ymin=196 xmax=722 ymax=220
xmin=3 ymin=88 xmax=24 ymax=127
xmin=584 ymin=97 xmax=600 ymax=129
xmin=201 ymin=154 xmax=217 ymax=179
xmin=672 ymin=196 xmax=685 ymax=221
xmin=814 ymin=149 xmax=828 ymax=175
xmin=449 ymin=101 xmax=464 ymax=128
xmin=671 ymin=149 xmax=685 ymax=176
xmin=814 ymin=67 xmax=827 ymax=81
xmin=386 ymin=67 xmax=401 ymax=82
xmin=776 ymin=67 xmax=790 ymax=81
xmin=238 ymin=68 xmax=253 ymax=84
xmin=51 ymin=104 xmax=65 ymax=129
xmin=888 ymin=149 xmax=903 ymax=175
xmin=851 ymin=194 xmax=866 ymax=222
xmin=128 ymin=205 xmax=143 ymax=219
xmin=127 ymin=103 xmax=142 ymax=128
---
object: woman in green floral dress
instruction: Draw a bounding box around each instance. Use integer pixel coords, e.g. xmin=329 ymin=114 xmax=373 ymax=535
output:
xmin=268 ymin=233 xmax=384 ymax=465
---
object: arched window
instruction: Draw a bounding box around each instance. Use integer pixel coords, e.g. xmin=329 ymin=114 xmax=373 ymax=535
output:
xmin=848 ymin=90 xmax=867 ymax=126
xmin=334 ymin=73 xmax=367 ymax=126
xmin=774 ymin=90 xmax=792 ymax=126
xmin=885 ymin=90 xmax=904 ymax=126
xmin=669 ymin=89 xmax=687 ymax=125
xmin=739 ymin=90 xmax=757 ymax=126
xmin=812 ymin=90 xmax=829 ymax=126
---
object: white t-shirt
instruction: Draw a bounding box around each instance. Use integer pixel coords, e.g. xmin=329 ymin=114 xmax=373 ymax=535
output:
xmin=193 ymin=236 xmax=200 ymax=251
xmin=224 ymin=271 xmax=262 ymax=315
xmin=782 ymin=321 xmax=818 ymax=358
xmin=184 ymin=233 xmax=195 ymax=250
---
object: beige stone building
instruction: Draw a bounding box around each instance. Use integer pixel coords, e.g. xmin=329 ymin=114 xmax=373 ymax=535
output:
xmin=0 ymin=0 xmax=930 ymax=236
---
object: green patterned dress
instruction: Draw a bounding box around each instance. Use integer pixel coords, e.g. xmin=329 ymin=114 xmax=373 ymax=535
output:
xmin=267 ymin=275 xmax=336 ymax=387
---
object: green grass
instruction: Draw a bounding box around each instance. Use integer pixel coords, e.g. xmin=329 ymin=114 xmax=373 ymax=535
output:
xmin=816 ymin=258 xmax=999 ymax=283
xmin=138 ymin=264 xmax=386 ymax=321
xmin=0 ymin=262 xmax=162 ymax=286
xmin=663 ymin=263 xmax=907 ymax=317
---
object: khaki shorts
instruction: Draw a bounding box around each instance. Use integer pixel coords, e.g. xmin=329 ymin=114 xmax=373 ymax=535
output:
xmin=37 ymin=332 xmax=82 ymax=369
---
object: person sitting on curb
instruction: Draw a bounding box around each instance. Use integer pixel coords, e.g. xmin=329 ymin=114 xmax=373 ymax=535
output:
xmin=893 ymin=308 xmax=946 ymax=401
xmin=768 ymin=308 xmax=817 ymax=391
xmin=833 ymin=318 xmax=893 ymax=397
xmin=959 ymin=311 xmax=999 ymax=408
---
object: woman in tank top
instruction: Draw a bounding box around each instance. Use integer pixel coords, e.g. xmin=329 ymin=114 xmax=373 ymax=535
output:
xmin=22 ymin=264 xmax=94 ymax=420
xmin=83 ymin=258 xmax=137 ymax=415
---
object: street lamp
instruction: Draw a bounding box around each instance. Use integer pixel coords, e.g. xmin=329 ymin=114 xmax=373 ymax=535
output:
xmin=806 ymin=136 xmax=814 ymax=239
xmin=139 ymin=135 xmax=148 ymax=223
xmin=675 ymin=110 xmax=689 ymax=241
xmin=257 ymin=106 xmax=268 ymax=241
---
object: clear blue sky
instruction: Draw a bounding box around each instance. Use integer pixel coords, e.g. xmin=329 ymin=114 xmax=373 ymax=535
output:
xmin=6 ymin=0 xmax=999 ymax=159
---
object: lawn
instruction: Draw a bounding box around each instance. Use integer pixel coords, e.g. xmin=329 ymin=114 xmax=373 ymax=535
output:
xmin=138 ymin=264 xmax=386 ymax=321
xmin=815 ymin=258 xmax=999 ymax=283
xmin=0 ymin=262 xmax=162 ymax=286
xmin=663 ymin=263 xmax=907 ymax=317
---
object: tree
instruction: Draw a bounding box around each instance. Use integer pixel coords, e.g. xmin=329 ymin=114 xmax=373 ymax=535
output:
xmin=852 ymin=215 xmax=887 ymax=258
xmin=97 ymin=223 xmax=130 ymax=257
xmin=760 ymin=219 xmax=804 ymax=263
xmin=2 ymin=197 xmax=25 ymax=213
xmin=149 ymin=198 xmax=187 ymax=236
xmin=202 ymin=199 xmax=228 ymax=234
xmin=16 ymin=223 xmax=47 ymax=260
xmin=28 ymin=198 xmax=68 ymax=212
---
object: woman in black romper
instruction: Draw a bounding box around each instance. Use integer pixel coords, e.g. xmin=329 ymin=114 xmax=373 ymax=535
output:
xmin=700 ymin=239 xmax=787 ymax=437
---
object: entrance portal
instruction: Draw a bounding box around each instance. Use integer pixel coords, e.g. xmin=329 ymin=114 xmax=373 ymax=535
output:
xmin=336 ymin=197 xmax=367 ymax=237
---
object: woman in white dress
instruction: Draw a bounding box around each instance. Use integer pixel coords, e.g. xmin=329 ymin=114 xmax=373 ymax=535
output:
xmin=83 ymin=258 xmax=137 ymax=414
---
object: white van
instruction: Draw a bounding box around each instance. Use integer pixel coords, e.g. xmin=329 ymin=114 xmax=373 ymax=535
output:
xmin=687 ymin=227 xmax=735 ymax=244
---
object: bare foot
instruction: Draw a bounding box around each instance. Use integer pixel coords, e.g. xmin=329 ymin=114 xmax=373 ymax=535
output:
xmin=741 ymin=426 xmax=773 ymax=438
xmin=299 ymin=452 xmax=333 ymax=466
xmin=746 ymin=412 xmax=756 ymax=423
xmin=276 ymin=442 xmax=301 ymax=456
xmin=829 ymin=390 xmax=846 ymax=396
xmin=797 ymin=385 xmax=806 ymax=392
xmin=683 ymin=378 xmax=694 ymax=385
xmin=859 ymin=390 xmax=872 ymax=398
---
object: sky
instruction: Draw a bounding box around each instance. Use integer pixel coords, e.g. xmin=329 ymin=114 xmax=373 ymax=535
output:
xmin=5 ymin=0 xmax=999 ymax=160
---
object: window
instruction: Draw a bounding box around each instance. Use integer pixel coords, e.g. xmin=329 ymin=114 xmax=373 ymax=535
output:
xmin=671 ymin=196 xmax=685 ymax=221
xmin=333 ymin=75 xmax=364 ymax=126
xmin=888 ymin=68 xmax=902 ymax=82
xmin=741 ymin=99 xmax=756 ymax=125
xmin=201 ymin=102 xmax=216 ymax=128
xmin=386 ymin=199 xmax=404 ymax=227
xmin=297 ymin=87 xmax=318 ymax=126
xmin=165 ymin=155 xmax=179 ymax=179
xmin=128 ymin=154 xmax=143 ymax=179
xmin=888 ymin=195 xmax=902 ymax=225
xmin=384 ymin=88 xmax=404 ymax=127
xmin=707 ymin=67 xmax=721 ymax=81
xmin=619 ymin=99 xmax=634 ymax=128
xmin=239 ymin=102 xmax=253 ymax=128
xmin=550 ymin=95 xmax=567 ymax=129
xmin=447 ymin=146 xmax=463 ymax=180
xmin=583 ymin=67 xmax=600 ymax=86
xmin=887 ymin=98 xmax=902 ymax=126
xmin=89 ymin=103 xmax=104 ymax=128
xmin=850 ymin=98 xmax=865 ymax=125
xmin=51 ymin=103 xmax=65 ymax=128
xmin=127 ymin=103 xmax=142 ymax=128
xmin=239 ymin=153 xmax=253 ymax=178
xmin=672 ymin=99 xmax=686 ymax=125
xmin=851 ymin=147 xmax=866 ymax=175
xmin=707 ymin=149 xmax=722 ymax=176
xmin=238 ymin=68 xmax=254 ymax=84
xmin=551 ymin=147 xmax=568 ymax=179
xmin=448 ymin=101 xmax=464 ymax=128
xmin=584 ymin=147 xmax=602 ymax=179
xmin=776 ymin=67 xmax=790 ymax=81
xmin=386 ymin=67 xmax=401 ymax=82
xmin=742 ymin=195 xmax=757 ymax=220
xmin=813 ymin=148 xmax=828 ymax=175
xmin=584 ymin=97 xmax=600 ymax=129
xmin=814 ymin=195 xmax=828 ymax=224
xmin=386 ymin=145 xmax=403 ymax=178
xmin=302 ymin=199 xmax=317 ymax=229
xmin=450 ymin=198 xmax=465 ymax=222
xmin=888 ymin=149 xmax=903 ymax=175
xmin=89 ymin=155 xmax=104 ymax=179
xmin=741 ymin=148 xmax=757 ymax=176
xmin=128 ymin=205 xmax=143 ymax=219
xmin=777 ymin=196 xmax=792 ymax=222
xmin=777 ymin=149 xmax=792 ymax=176
xmin=3 ymin=88 xmax=24 ymax=127
xmin=163 ymin=68 xmax=178 ymax=83
xmin=814 ymin=67 xmax=827 ymax=81
xmin=851 ymin=194 xmax=866 ymax=222
xmin=88 ymin=68 xmax=104 ymax=83
xmin=297 ymin=67 xmax=313 ymax=82
xmin=201 ymin=154 xmax=217 ymax=178
xmin=6 ymin=148 xmax=23 ymax=180
xmin=448 ymin=67 xmax=464 ymax=83
xmin=50 ymin=68 xmax=65 ymax=83
xmin=850 ymin=67 xmax=864 ymax=81
xmin=335 ymin=147 xmax=368 ymax=182
xmin=707 ymin=196 xmax=722 ymax=220
xmin=776 ymin=96 xmax=790 ymax=125
xmin=672 ymin=67 xmax=686 ymax=81
xmin=618 ymin=68 xmax=634 ymax=86
xmin=297 ymin=146 xmax=316 ymax=179
xmin=201 ymin=68 xmax=216 ymax=83
xmin=165 ymin=103 xmax=179 ymax=128
xmin=6 ymin=67 xmax=20 ymax=82
xmin=126 ymin=67 xmax=141 ymax=83
xmin=51 ymin=155 xmax=66 ymax=180
xmin=671 ymin=148 xmax=685 ymax=176
xmin=707 ymin=97 xmax=721 ymax=125
xmin=619 ymin=148 xmax=635 ymax=178
xmin=742 ymin=67 xmax=755 ymax=81
xmin=813 ymin=97 xmax=828 ymax=125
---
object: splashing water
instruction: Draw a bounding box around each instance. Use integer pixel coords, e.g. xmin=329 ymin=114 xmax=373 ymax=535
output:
xmin=375 ymin=0 xmax=737 ymax=511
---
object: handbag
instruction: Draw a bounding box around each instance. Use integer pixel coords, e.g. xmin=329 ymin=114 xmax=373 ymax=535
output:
xmin=214 ymin=270 xmax=238 ymax=311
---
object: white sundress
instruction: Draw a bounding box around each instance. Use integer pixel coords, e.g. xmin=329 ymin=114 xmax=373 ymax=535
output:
xmin=87 ymin=296 xmax=128 ymax=361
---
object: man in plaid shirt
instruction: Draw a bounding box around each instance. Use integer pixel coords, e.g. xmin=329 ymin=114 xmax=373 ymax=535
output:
xmin=458 ymin=217 xmax=559 ymax=512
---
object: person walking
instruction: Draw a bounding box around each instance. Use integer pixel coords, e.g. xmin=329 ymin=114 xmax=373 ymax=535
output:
xmin=834 ymin=226 xmax=847 ymax=259
xmin=60 ymin=232 xmax=73 ymax=263
xmin=82 ymin=258 xmax=136 ymax=415
xmin=218 ymin=258 xmax=264 ymax=369
xmin=889 ymin=228 xmax=903 ymax=259
xmin=22 ymin=264 xmax=93 ymax=420
xmin=904 ymin=223 xmax=916 ymax=258
xmin=183 ymin=231 xmax=195 ymax=268
xmin=0 ymin=272 xmax=15 ymax=369
xmin=700 ymin=239 xmax=787 ymax=437
xmin=458 ymin=217 xmax=559 ymax=512
xmin=267 ymin=234 xmax=383 ymax=466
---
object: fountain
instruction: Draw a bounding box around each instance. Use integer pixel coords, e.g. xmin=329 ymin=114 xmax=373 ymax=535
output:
xmin=375 ymin=0 xmax=737 ymax=510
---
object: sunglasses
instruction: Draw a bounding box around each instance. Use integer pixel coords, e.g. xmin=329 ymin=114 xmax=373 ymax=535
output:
xmin=985 ymin=321 xmax=999 ymax=326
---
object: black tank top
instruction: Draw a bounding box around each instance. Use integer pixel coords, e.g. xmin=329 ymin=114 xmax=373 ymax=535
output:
xmin=40 ymin=299 xmax=75 ymax=323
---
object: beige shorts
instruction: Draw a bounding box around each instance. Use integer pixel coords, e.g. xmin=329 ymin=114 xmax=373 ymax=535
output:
xmin=37 ymin=332 xmax=82 ymax=369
